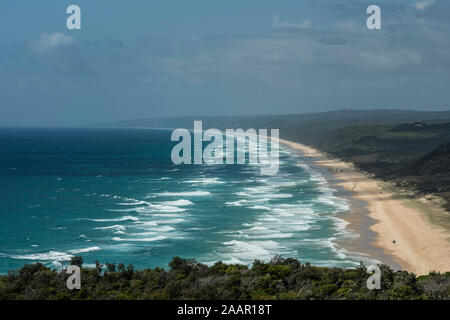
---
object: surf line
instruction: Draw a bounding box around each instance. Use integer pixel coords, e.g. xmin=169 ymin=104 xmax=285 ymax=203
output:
xmin=170 ymin=121 xmax=279 ymax=175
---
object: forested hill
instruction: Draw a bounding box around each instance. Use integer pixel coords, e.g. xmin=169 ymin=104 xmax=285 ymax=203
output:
xmin=406 ymin=142 xmax=450 ymax=176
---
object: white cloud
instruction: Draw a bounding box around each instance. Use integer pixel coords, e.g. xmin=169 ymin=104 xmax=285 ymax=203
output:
xmin=414 ymin=0 xmax=435 ymax=11
xmin=31 ymin=32 xmax=75 ymax=53
xmin=272 ymin=15 xmax=311 ymax=29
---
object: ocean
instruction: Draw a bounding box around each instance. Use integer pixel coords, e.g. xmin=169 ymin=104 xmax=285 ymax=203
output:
xmin=0 ymin=127 xmax=375 ymax=273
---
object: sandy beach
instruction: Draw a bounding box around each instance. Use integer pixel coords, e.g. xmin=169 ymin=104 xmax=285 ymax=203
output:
xmin=279 ymin=138 xmax=450 ymax=275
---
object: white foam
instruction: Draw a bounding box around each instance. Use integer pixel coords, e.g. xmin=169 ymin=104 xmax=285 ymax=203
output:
xmin=263 ymin=193 xmax=293 ymax=199
xmin=156 ymin=191 xmax=211 ymax=197
xmin=314 ymin=186 xmax=350 ymax=212
xmin=10 ymin=251 xmax=73 ymax=262
xmin=268 ymin=181 xmax=297 ymax=187
xmin=251 ymin=197 xmax=271 ymax=203
xmin=152 ymin=218 xmax=185 ymax=224
xmin=151 ymin=226 xmax=175 ymax=232
xmin=134 ymin=218 xmax=184 ymax=226
xmin=117 ymin=200 xmax=149 ymax=206
xmin=248 ymin=226 xmax=268 ymax=231
xmin=243 ymin=186 xmax=276 ymax=194
xmin=225 ymin=200 xmax=248 ymax=207
xmin=223 ymin=240 xmax=270 ymax=257
xmin=222 ymin=240 xmax=296 ymax=262
xmin=134 ymin=220 xmax=156 ymax=225
xmin=272 ymin=208 xmax=295 ymax=217
xmin=259 ymin=216 xmax=279 ymax=222
xmin=249 ymin=205 xmax=270 ymax=210
xmin=109 ymin=203 xmax=187 ymax=213
xmin=85 ymin=215 xmax=139 ymax=222
xmin=94 ymin=225 xmax=127 ymax=232
xmin=68 ymin=246 xmax=102 ymax=254
xmin=239 ymin=187 xmax=293 ymax=199
xmin=112 ymin=236 xmax=166 ymax=242
xmin=150 ymin=213 xmax=186 ymax=218
xmin=159 ymin=199 xmax=193 ymax=206
xmin=184 ymin=177 xmax=224 ymax=185
xmin=246 ymin=233 xmax=294 ymax=239
xmin=235 ymin=192 xmax=251 ymax=197
xmin=142 ymin=204 xmax=187 ymax=213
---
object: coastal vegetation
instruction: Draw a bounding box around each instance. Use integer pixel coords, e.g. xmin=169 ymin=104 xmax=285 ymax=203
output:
xmin=0 ymin=256 xmax=448 ymax=300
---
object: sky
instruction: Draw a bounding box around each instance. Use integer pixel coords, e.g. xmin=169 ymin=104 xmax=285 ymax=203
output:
xmin=0 ymin=0 xmax=450 ymax=126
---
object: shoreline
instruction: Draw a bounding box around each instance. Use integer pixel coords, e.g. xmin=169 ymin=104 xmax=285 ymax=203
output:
xmin=317 ymin=163 xmax=403 ymax=271
xmin=279 ymin=138 xmax=450 ymax=275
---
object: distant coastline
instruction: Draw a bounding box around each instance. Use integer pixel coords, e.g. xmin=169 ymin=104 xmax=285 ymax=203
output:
xmin=278 ymin=138 xmax=450 ymax=275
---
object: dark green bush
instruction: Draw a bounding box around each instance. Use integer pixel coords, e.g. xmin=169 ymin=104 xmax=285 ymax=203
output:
xmin=0 ymin=256 xmax=448 ymax=300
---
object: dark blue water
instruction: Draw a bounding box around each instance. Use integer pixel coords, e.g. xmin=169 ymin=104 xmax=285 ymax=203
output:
xmin=0 ymin=128 xmax=374 ymax=273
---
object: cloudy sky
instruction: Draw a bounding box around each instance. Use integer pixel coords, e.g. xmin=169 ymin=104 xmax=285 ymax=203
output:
xmin=1 ymin=0 xmax=449 ymax=126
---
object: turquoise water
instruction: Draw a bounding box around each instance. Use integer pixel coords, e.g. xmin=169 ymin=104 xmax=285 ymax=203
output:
xmin=0 ymin=128 xmax=373 ymax=273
